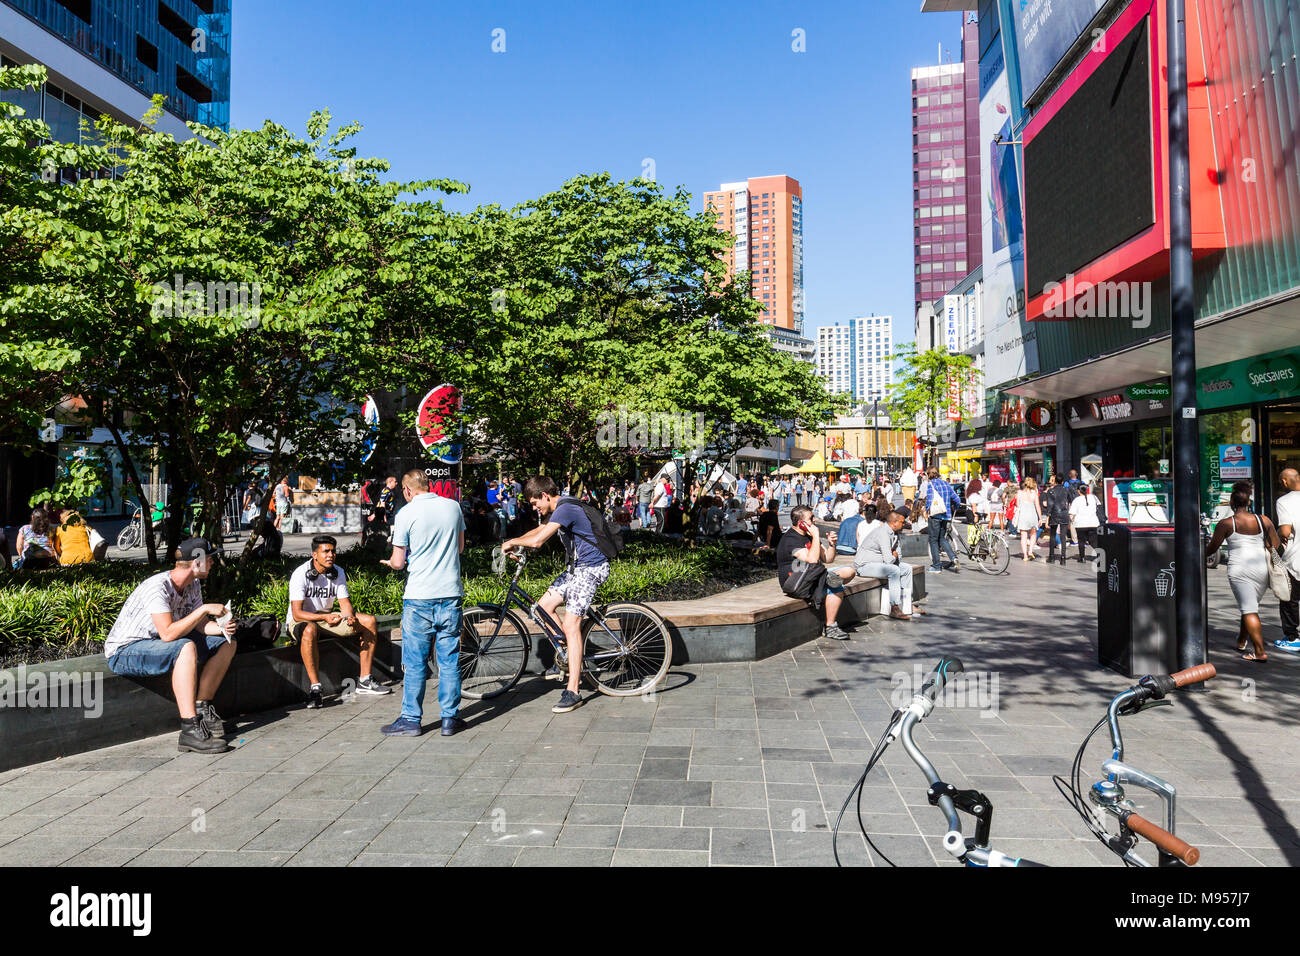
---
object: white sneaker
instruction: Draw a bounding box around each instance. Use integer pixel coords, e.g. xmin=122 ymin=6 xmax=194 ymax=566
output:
xmin=355 ymin=675 xmax=392 ymax=696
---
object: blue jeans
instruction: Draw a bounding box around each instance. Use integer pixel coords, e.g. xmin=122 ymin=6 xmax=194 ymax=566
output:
xmin=400 ymin=598 xmax=462 ymax=722
xmin=637 ymin=502 xmax=650 ymax=525
xmin=928 ymin=517 xmax=957 ymax=569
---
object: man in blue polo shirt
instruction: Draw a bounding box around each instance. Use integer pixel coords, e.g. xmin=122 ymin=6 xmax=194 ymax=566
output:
xmin=379 ymin=469 xmax=466 ymax=737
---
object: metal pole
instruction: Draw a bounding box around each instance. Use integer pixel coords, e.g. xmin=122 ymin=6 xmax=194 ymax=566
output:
xmin=873 ymin=400 xmax=880 ymax=473
xmin=1168 ymin=0 xmax=1205 ymax=672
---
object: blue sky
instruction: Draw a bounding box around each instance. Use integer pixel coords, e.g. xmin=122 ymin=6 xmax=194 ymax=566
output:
xmin=230 ymin=1 xmax=966 ymax=351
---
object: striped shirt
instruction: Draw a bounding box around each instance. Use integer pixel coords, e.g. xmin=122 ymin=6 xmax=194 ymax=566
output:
xmin=104 ymin=571 xmax=203 ymax=657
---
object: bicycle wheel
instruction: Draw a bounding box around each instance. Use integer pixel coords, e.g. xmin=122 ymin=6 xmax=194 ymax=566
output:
xmin=459 ymin=605 xmax=529 ymax=699
xmin=116 ymin=523 xmax=140 ymax=551
xmin=976 ymin=531 xmax=1011 ymax=575
xmin=582 ymin=602 xmax=672 ymax=696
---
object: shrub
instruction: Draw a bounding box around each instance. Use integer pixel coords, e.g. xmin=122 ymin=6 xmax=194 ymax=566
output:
xmin=0 ymin=538 xmax=754 ymax=662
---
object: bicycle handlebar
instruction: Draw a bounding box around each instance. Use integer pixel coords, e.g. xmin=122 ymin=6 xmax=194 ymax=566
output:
xmin=1119 ymin=810 xmax=1200 ymax=865
xmin=917 ymin=656 xmax=964 ymax=708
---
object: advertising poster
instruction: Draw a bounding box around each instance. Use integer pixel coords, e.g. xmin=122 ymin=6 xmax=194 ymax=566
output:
xmin=1012 ymin=0 xmax=1107 ymax=105
xmin=1218 ymin=443 xmax=1253 ymax=480
xmin=979 ymin=54 xmax=1035 ymax=389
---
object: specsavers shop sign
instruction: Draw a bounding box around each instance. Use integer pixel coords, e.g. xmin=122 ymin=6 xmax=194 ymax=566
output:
xmin=1198 ymin=349 xmax=1300 ymax=409
xmin=1064 ymin=380 xmax=1170 ymax=428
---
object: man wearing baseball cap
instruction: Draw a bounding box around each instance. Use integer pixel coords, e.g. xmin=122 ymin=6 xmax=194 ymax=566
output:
xmin=103 ymin=538 xmax=238 ymax=753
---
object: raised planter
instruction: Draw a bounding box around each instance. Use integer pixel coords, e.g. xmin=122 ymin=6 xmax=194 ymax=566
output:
xmin=0 ymin=619 xmax=402 ymax=773
xmin=1 ymin=561 xmax=926 ymax=773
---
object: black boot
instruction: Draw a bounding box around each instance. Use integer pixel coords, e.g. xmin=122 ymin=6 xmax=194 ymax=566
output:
xmin=178 ymin=716 xmax=229 ymax=754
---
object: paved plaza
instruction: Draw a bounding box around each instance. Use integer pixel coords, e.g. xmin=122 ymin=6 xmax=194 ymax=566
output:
xmin=2 ymin=555 xmax=1298 ymax=867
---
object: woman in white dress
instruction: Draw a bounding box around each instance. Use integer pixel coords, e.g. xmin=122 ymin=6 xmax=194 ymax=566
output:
xmin=1014 ymin=477 xmax=1043 ymax=562
xmin=1205 ymin=481 xmax=1283 ymax=661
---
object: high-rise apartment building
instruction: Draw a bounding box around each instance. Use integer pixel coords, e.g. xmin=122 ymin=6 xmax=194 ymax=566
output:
xmin=911 ymin=17 xmax=981 ymax=323
xmin=816 ymin=315 xmax=894 ymax=403
xmin=0 ymin=0 xmax=231 ymax=155
xmin=703 ymin=175 xmax=805 ymax=334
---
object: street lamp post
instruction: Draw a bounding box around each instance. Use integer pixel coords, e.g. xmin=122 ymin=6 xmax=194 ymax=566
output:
xmin=872 ymin=400 xmax=880 ymax=474
xmin=1168 ymin=0 xmax=1205 ymax=672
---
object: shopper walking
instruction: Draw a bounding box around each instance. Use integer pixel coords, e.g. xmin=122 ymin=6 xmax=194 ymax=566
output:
xmin=922 ymin=466 xmax=961 ymax=574
xmin=1275 ymin=468 xmax=1300 ymax=652
xmin=1069 ymin=483 xmax=1102 ymax=563
xmin=1205 ymin=480 xmax=1283 ymax=661
xmin=1014 ymin=477 xmax=1043 ymax=562
xmin=1044 ymin=474 xmax=1073 ymax=566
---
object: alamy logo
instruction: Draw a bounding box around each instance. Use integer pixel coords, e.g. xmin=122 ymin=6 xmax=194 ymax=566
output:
xmin=150 ymin=273 xmax=262 ymax=328
xmin=596 ymin=406 xmax=706 ymax=452
xmin=0 ymin=665 xmax=102 ymax=718
xmin=50 ymin=887 xmax=151 ymax=936
xmin=889 ymin=664 xmax=999 ymax=717
xmin=1041 ymin=274 xmax=1152 ymax=327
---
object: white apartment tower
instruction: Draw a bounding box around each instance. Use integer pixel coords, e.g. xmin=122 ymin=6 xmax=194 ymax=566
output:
xmin=816 ymin=315 xmax=894 ymax=403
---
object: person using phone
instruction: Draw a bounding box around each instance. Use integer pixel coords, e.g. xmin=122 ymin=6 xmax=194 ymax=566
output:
xmin=102 ymin=538 xmax=238 ymax=754
xmin=776 ymin=505 xmax=857 ymax=640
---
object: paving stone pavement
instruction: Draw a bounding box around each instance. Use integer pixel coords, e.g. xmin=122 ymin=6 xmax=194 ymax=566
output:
xmin=3 ymin=556 xmax=1299 ymax=867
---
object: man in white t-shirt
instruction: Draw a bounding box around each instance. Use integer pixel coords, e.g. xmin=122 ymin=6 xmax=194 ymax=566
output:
xmin=1275 ymin=468 xmax=1300 ymax=651
xmin=288 ymin=535 xmax=387 ymax=709
xmin=104 ymin=538 xmax=237 ymax=754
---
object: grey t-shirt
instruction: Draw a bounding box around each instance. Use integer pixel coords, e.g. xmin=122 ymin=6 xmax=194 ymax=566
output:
xmin=854 ymin=523 xmax=896 ymax=568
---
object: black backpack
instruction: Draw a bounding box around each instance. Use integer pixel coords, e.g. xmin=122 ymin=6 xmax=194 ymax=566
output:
xmin=560 ymin=496 xmax=624 ymax=560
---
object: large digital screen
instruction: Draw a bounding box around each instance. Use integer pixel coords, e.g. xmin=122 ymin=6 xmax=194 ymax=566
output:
xmin=1013 ymin=0 xmax=1108 ymax=105
xmin=1024 ymin=17 xmax=1154 ymax=298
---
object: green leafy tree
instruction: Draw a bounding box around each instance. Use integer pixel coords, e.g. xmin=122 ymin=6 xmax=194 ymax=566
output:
xmin=885 ymin=343 xmax=981 ymax=467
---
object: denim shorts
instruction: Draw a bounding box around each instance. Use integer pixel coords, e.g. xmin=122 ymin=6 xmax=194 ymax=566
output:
xmin=108 ymin=632 xmax=231 ymax=677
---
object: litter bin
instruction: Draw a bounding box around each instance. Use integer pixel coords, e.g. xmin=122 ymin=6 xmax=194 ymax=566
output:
xmin=1096 ymin=524 xmax=1207 ymax=678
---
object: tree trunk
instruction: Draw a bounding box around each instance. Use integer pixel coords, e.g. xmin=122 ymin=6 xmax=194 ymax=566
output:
xmin=105 ymin=422 xmax=158 ymax=568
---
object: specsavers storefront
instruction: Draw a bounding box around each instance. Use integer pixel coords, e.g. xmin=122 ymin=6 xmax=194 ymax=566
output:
xmin=1063 ymin=380 xmax=1175 ymax=486
xmin=1196 ymin=346 xmax=1300 ymax=517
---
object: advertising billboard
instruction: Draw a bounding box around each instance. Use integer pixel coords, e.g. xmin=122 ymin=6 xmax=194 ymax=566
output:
xmin=979 ymin=50 xmax=1036 ymax=388
xmin=1012 ymin=0 xmax=1107 ymax=106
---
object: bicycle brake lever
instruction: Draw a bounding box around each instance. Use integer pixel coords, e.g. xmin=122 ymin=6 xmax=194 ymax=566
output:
xmin=1136 ymin=699 xmax=1173 ymax=714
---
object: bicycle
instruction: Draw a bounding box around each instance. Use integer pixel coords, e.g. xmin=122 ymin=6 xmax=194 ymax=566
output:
xmin=833 ymin=656 xmax=1213 ymax=867
xmin=945 ymin=515 xmax=1011 ymax=574
xmin=457 ymin=546 xmax=673 ymax=700
xmin=116 ymin=502 xmax=145 ymax=551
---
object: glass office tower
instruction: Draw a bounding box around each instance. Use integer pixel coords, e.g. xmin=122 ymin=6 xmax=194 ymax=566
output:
xmin=1 ymin=0 xmax=230 ymax=128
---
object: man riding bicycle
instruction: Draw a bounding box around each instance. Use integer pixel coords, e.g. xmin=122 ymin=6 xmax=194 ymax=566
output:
xmin=502 ymin=475 xmax=610 ymax=714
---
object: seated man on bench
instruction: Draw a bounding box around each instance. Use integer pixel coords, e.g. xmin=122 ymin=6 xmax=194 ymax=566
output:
xmin=776 ymin=505 xmax=856 ymax=641
xmin=103 ymin=538 xmax=237 ymax=754
xmin=288 ymin=535 xmax=389 ymax=709
xmin=853 ymin=509 xmax=925 ymax=621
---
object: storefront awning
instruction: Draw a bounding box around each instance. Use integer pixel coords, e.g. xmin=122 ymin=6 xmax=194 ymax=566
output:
xmin=1005 ymin=290 xmax=1300 ymax=402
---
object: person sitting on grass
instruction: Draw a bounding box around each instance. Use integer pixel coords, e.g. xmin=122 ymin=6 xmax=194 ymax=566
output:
xmin=55 ymin=507 xmax=106 ymax=565
xmin=103 ymin=538 xmax=237 ymax=754
xmin=15 ymin=508 xmax=58 ymax=570
xmin=288 ymin=535 xmax=390 ymax=709
xmin=776 ymin=505 xmax=856 ymax=641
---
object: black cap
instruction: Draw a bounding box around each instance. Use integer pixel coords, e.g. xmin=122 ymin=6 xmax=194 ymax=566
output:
xmin=177 ymin=537 xmax=216 ymax=563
